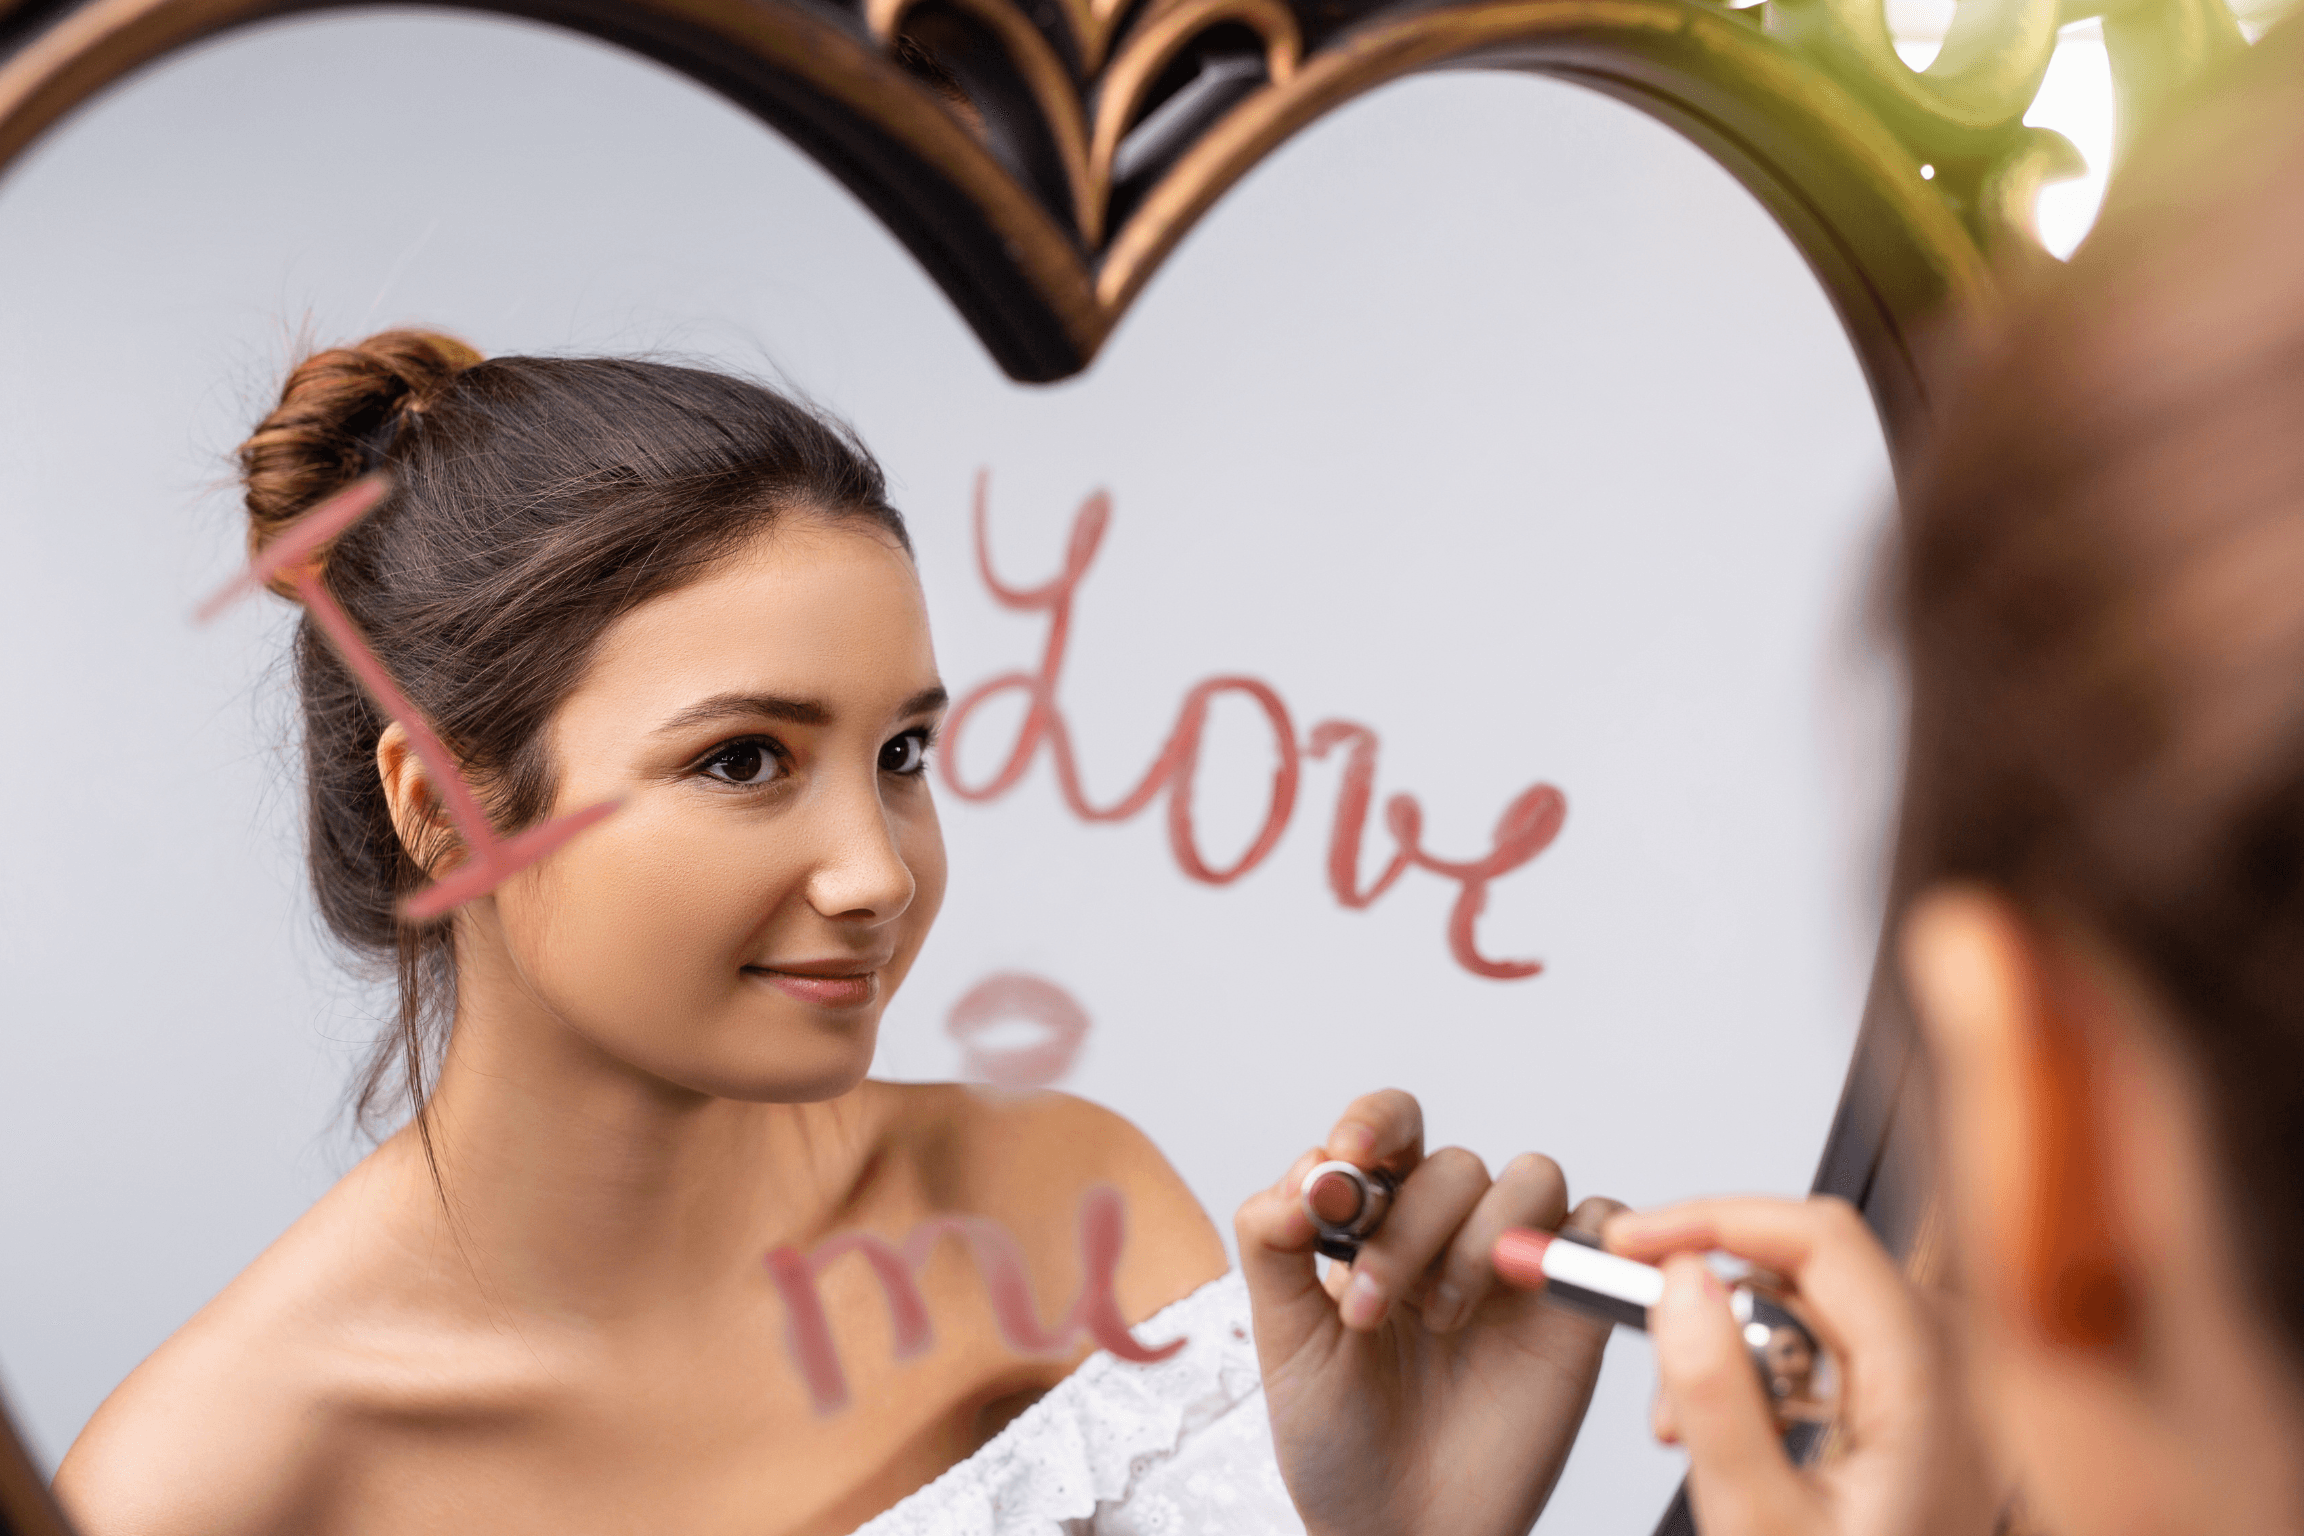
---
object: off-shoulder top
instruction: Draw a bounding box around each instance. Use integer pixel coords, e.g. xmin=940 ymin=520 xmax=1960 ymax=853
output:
xmin=846 ymin=1270 xmax=1307 ymax=1535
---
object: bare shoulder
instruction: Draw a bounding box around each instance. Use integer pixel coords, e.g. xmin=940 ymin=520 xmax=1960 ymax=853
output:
xmin=53 ymin=1147 xmax=541 ymax=1536
xmin=54 ymin=1275 xmax=339 ymax=1536
xmin=868 ymin=1082 xmax=1228 ymax=1320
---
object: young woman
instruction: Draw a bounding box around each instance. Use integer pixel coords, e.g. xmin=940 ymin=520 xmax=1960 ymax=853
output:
xmin=53 ymin=335 xmax=1614 ymax=1536
xmin=1508 ymin=20 xmax=2304 ymax=1536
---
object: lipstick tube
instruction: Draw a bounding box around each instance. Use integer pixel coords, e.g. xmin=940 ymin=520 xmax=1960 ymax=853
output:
xmin=1498 ymin=1226 xmax=1839 ymax=1425
xmin=1299 ymin=1159 xmax=1399 ymax=1263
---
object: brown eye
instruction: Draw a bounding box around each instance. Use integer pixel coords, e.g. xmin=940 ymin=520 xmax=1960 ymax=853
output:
xmin=880 ymin=729 xmax=930 ymax=776
xmin=702 ymin=739 xmax=784 ymax=786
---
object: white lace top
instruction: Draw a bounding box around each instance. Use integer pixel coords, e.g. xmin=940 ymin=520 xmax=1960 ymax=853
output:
xmin=847 ymin=1270 xmax=1308 ymax=1535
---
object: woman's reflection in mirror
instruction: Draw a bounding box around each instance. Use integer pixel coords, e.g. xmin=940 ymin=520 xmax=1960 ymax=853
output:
xmin=51 ymin=337 xmax=1609 ymax=1536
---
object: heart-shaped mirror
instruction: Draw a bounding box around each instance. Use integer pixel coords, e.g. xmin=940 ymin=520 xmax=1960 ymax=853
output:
xmin=0 ymin=0 xmax=2243 ymax=1531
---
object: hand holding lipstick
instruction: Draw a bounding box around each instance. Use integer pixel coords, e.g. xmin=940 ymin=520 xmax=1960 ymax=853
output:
xmin=1561 ymin=1196 xmax=1996 ymax=1536
xmin=1234 ymin=1089 xmax=1621 ymax=1536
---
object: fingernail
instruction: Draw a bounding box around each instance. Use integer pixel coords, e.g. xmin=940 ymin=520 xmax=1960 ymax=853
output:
xmin=1658 ymin=1255 xmax=1722 ymax=1313
xmin=1341 ymin=1271 xmax=1388 ymax=1329
xmin=1330 ymin=1124 xmax=1376 ymax=1163
xmin=1656 ymin=1256 xmax=1699 ymax=1312
xmin=1424 ymin=1281 xmax=1466 ymax=1332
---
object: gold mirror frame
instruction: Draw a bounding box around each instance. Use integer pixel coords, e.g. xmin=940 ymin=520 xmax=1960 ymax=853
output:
xmin=0 ymin=0 xmax=2253 ymax=1530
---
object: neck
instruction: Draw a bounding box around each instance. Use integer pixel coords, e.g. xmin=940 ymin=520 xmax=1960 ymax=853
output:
xmin=384 ymin=917 xmax=884 ymax=1320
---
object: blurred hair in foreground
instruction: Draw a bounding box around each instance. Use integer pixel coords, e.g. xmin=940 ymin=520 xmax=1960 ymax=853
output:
xmin=1892 ymin=17 xmax=2304 ymax=1360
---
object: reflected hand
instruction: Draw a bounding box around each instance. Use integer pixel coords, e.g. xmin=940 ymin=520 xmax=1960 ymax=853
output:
xmin=1236 ymin=1089 xmax=1617 ymax=1536
xmin=1602 ymin=1197 xmax=1997 ymax=1536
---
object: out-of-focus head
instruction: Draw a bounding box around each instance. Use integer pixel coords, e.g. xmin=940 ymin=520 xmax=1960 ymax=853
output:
xmin=1891 ymin=21 xmax=2304 ymax=1533
xmin=238 ymin=334 xmax=945 ymax=1127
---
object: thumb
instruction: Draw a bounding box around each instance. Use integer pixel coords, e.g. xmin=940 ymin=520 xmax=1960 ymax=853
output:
xmin=1650 ymin=1256 xmax=1817 ymax=1536
xmin=1232 ymin=1151 xmax=1336 ymax=1365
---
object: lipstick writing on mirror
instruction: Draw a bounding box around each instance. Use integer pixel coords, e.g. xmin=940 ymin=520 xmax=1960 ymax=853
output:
xmin=1300 ymin=1159 xmax=1398 ymax=1263
xmin=1493 ymin=1227 xmax=1839 ymax=1426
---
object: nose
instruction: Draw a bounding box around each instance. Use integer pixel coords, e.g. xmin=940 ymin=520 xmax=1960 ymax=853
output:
xmin=803 ymin=767 xmax=916 ymax=925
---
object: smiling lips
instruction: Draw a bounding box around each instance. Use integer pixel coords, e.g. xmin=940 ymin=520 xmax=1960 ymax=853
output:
xmin=744 ymin=959 xmax=883 ymax=1009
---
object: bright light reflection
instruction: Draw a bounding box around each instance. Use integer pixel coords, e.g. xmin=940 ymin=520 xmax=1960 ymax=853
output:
xmin=1891 ymin=30 xmax=2117 ymax=260
xmin=2027 ymin=36 xmax=2116 ymax=259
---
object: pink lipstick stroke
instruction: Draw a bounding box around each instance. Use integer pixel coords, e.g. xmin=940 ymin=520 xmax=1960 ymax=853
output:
xmin=196 ymin=474 xmax=619 ymax=920
xmin=766 ymin=1184 xmax=1181 ymax=1414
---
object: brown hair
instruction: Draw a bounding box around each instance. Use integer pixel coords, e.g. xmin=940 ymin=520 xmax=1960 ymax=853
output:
xmin=237 ymin=330 xmax=909 ymax=1146
xmin=1893 ymin=23 xmax=2304 ymax=1356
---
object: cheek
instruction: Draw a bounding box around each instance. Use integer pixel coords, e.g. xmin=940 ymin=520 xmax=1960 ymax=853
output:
xmin=897 ymin=797 xmax=948 ymax=946
xmin=867 ymin=792 xmax=947 ymax=998
xmin=497 ymin=800 xmax=800 ymax=1010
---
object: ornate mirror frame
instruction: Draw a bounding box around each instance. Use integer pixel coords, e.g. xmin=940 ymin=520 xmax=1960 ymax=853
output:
xmin=0 ymin=0 xmax=2255 ymax=1529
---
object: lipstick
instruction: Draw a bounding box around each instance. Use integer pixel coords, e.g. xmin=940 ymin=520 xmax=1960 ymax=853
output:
xmin=1494 ymin=1227 xmax=1839 ymax=1424
xmin=1299 ymin=1159 xmax=1398 ymax=1263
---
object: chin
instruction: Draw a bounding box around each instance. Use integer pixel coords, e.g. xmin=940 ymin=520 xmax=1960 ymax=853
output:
xmin=680 ymin=1036 xmax=879 ymax=1104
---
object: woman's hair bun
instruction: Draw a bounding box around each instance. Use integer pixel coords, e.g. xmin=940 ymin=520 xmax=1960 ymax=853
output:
xmin=237 ymin=328 xmax=484 ymax=574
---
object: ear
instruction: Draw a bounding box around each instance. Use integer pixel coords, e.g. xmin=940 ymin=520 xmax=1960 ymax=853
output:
xmin=375 ymin=722 xmax=455 ymax=873
xmin=1900 ymin=887 xmax=2138 ymax=1353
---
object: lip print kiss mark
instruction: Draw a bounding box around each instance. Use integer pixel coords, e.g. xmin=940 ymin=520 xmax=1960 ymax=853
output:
xmin=946 ymin=971 xmax=1091 ymax=1089
xmin=197 ymin=475 xmax=621 ymax=920
xmin=942 ymin=472 xmax=1570 ymax=979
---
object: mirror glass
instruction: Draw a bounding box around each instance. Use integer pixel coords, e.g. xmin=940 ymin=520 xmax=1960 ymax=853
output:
xmin=0 ymin=13 xmax=1894 ymax=1527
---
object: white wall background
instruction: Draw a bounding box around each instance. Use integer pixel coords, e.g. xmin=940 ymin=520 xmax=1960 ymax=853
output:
xmin=0 ymin=14 xmax=1899 ymax=1529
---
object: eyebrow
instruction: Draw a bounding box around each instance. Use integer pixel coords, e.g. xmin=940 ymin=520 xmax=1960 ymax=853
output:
xmin=654 ymin=685 xmax=949 ymax=737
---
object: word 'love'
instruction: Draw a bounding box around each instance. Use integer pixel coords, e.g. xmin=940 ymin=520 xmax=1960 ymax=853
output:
xmin=766 ymin=1184 xmax=1179 ymax=1414
xmin=941 ymin=476 xmax=1568 ymax=979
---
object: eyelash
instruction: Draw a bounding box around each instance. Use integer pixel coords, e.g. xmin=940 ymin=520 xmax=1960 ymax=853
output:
xmin=689 ymin=726 xmax=938 ymax=787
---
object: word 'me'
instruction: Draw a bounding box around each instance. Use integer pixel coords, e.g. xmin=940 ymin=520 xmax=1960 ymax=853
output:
xmin=942 ymin=475 xmax=1568 ymax=979
xmin=766 ymin=1184 xmax=1179 ymax=1414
